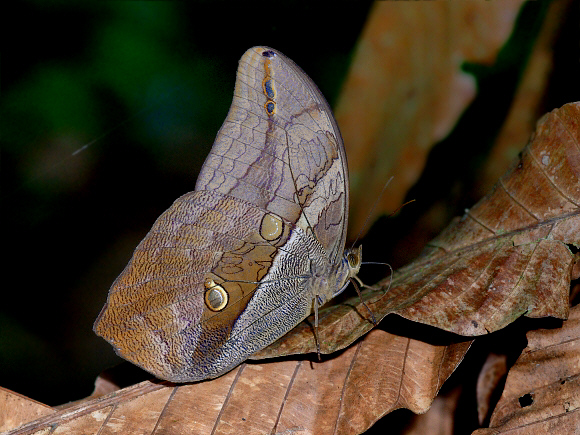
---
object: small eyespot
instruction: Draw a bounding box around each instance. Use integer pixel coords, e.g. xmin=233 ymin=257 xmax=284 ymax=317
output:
xmin=262 ymin=50 xmax=276 ymax=58
xmin=263 ymin=79 xmax=275 ymax=99
xmin=265 ymin=101 xmax=275 ymax=115
xmin=204 ymin=279 xmax=229 ymax=311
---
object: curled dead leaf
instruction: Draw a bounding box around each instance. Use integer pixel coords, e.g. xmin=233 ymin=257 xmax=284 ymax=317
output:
xmin=476 ymin=353 xmax=508 ymax=425
xmin=339 ymin=1 xmax=528 ymax=238
xmin=472 ymin=304 xmax=580 ymax=434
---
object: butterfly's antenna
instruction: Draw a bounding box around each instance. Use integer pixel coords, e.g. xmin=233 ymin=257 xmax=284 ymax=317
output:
xmin=350 ymin=176 xmax=394 ymax=249
xmin=389 ymin=199 xmax=416 ymax=217
xmin=356 ymin=261 xmax=394 ymax=295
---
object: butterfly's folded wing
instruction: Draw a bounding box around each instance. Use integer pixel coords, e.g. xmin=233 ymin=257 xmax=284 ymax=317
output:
xmin=94 ymin=47 xmax=349 ymax=381
xmin=96 ymin=189 xmax=309 ymax=380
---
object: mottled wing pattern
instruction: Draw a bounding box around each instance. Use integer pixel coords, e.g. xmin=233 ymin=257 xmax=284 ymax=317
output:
xmin=196 ymin=47 xmax=349 ymax=262
xmin=95 ymin=189 xmax=305 ymax=380
xmin=94 ymin=47 xmax=349 ymax=381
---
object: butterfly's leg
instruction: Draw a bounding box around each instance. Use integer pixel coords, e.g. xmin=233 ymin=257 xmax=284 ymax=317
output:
xmin=351 ymin=278 xmax=378 ymax=325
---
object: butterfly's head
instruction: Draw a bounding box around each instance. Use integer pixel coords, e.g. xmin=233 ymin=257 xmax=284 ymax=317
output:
xmin=331 ymin=245 xmax=363 ymax=298
xmin=345 ymin=245 xmax=363 ymax=279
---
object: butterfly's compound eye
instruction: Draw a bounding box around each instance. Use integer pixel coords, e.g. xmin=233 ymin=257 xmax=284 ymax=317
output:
xmin=347 ymin=252 xmax=358 ymax=268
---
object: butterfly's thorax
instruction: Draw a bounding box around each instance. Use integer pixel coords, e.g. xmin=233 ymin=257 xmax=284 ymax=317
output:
xmin=307 ymin=253 xmax=351 ymax=306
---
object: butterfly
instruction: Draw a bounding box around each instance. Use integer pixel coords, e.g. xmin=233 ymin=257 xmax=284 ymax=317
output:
xmin=94 ymin=46 xmax=362 ymax=382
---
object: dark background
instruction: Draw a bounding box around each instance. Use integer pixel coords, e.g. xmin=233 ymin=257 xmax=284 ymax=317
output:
xmin=2 ymin=1 xmax=578 ymax=425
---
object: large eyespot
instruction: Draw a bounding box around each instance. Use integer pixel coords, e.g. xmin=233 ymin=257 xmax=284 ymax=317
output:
xmin=262 ymin=50 xmax=276 ymax=58
xmin=204 ymin=279 xmax=228 ymax=311
xmin=260 ymin=213 xmax=283 ymax=241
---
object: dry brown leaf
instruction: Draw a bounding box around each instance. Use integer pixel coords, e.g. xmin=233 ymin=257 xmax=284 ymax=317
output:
xmin=476 ymin=354 xmax=508 ymax=425
xmin=472 ymin=304 xmax=580 ymax=434
xmin=384 ymin=102 xmax=579 ymax=333
xmin=0 ymin=388 xmax=54 ymax=432
xmin=1 ymin=330 xmax=471 ymax=435
xmin=336 ymin=1 xmax=527 ymax=238
xmin=256 ymin=102 xmax=579 ymax=359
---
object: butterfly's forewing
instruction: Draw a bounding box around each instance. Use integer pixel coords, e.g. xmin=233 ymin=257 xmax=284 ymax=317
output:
xmin=196 ymin=47 xmax=349 ymax=262
xmin=94 ymin=47 xmax=351 ymax=382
